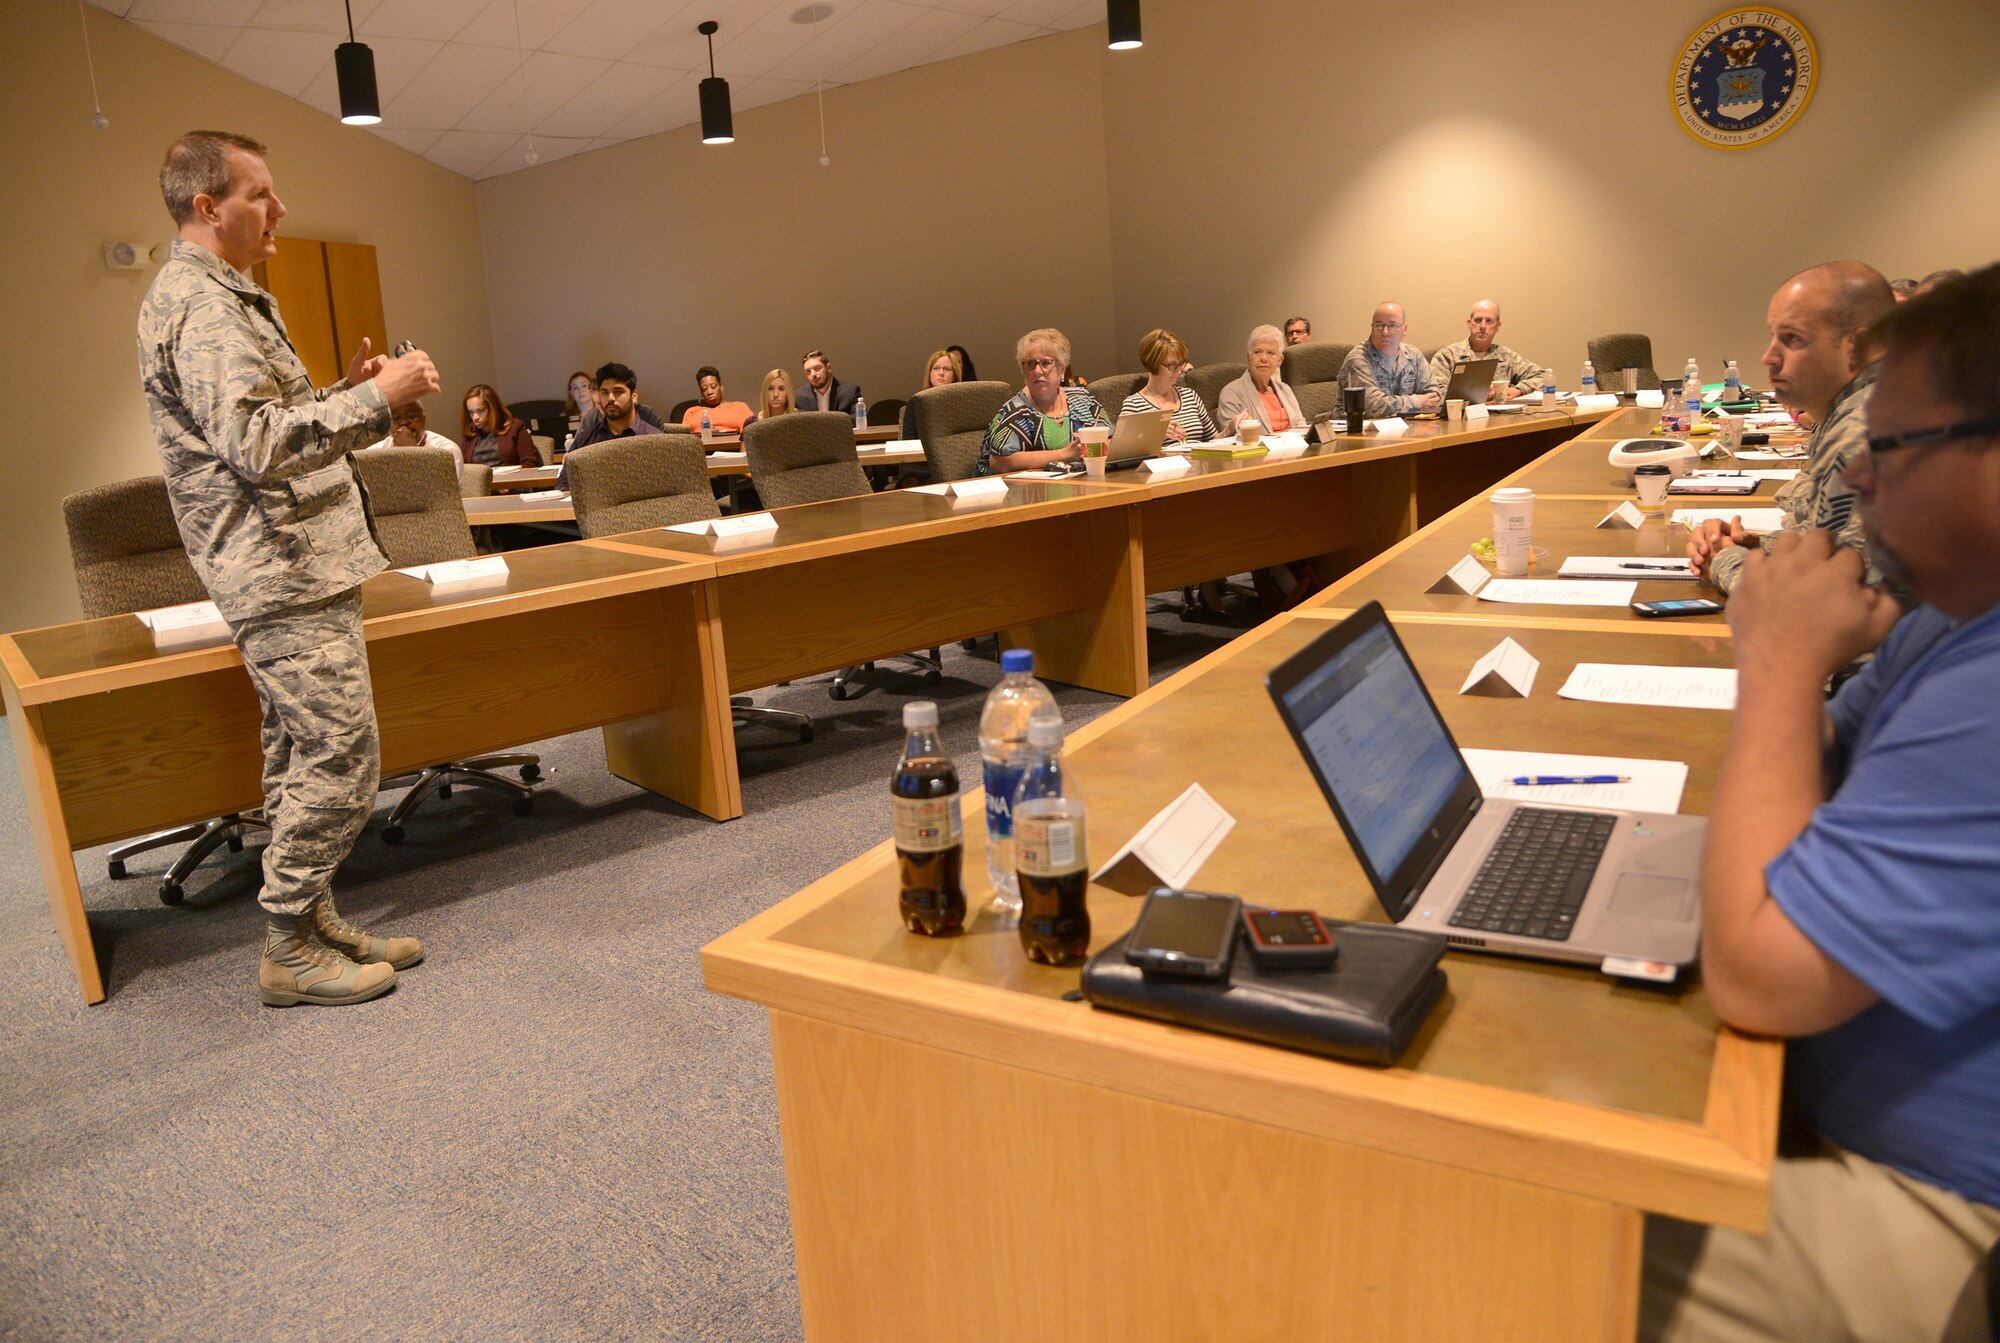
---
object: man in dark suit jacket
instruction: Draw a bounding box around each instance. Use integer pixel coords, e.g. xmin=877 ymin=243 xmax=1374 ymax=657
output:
xmin=796 ymin=348 xmax=861 ymax=416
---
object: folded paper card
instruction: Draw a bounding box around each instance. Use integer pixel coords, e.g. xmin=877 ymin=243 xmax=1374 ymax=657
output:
xmin=1636 ymin=390 xmax=1665 ymax=408
xmin=1368 ymin=417 xmax=1409 ymax=435
xmin=1595 ymin=501 xmax=1646 ymax=529
xmin=400 ymin=555 xmax=511 ymax=590
xmin=1426 ymin=554 xmax=1492 ymax=595
xmin=667 ymin=512 xmax=779 ymax=537
xmin=1459 ymin=637 xmax=1539 ymax=697
xmin=1091 ymin=782 xmax=1236 ymax=896
xmin=1137 ymin=457 xmax=1189 ymax=476
xmin=136 ymin=599 xmax=230 ymax=646
xmin=1573 ymin=394 xmax=1620 ymax=411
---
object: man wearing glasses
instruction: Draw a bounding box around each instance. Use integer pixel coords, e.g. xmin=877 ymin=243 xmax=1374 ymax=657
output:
xmin=1282 ymin=316 xmax=1312 ymax=346
xmin=1337 ymin=301 xmax=1441 ymax=418
xmin=1688 ymin=262 xmax=1898 ymax=594
xmin=1642 ymin=266 xmax=2000 ymax=1342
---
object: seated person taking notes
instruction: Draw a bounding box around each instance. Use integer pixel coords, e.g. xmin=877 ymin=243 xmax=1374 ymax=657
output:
xmin=1216 ymin=324 xmax=1305 ymax=434
xmin=1340 ymin=302 xmax=1441 ymax=418
xmin=978 ymin=327 xmax=1108 ymax=475
xmin=1428 ymin=300 xmax=1546 ymax=403
xmin=1641 ymin=266 xmax=2000 ymax=1343
xmin=680 ymin=365 xmax=753 ymax=435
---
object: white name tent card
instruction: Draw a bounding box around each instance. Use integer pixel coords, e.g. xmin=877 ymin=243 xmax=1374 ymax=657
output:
xmin=705 ymin=450 xmax=748 ymax=466
xmin=1090 ymin=782 xmax=1236 ymax=896
xmin=489 ymin=464 xmax=528 ymax=476
xmin=520 ymin=489 xmax=569 ymax=502
xmin=1558 ymin=663 xmax=1739 ymax=711
xmin=1426 ymin=554 xmax=1492 ymax=595
xmin=1367 ymin=417 xmax=1410 ymax=436
xmin=911 ymin=478 xmax=1010 ymax=498
xmin=1262 ymin=441 xmax=1309 ymax=459
xmin=1459 ymin=637 xmax=1539 ymax=698
xmin=1670 ymin=507 xmax=1785 ymax=532
xmin=1595 ymin=501 xmax=1646 ymax=530
xmin=667 ymin=512 xmax=780 ymax=538
xmin=1462 ymin=403 xmax=1490 ymax=421
xmin=1459 ymin=748 xmax=1689 ymax=814
xmin=1557 ymin=556 xmax=1698 ymax=581
xmin=1477 ymin=579 xmax=1638 ymax=606
xmin=136 ymin=599 xmax=230 ymax=646
xmin=869 ymin=439 xmax=922 ymax=454
xmin=1635 ymin=390 xmax=1665 ymax=409
xmin=1261 ymin=431 xmax=1308 ymax=450
xmin=1137 ymin=457 xmax=1190 ymax=476
xmin=1573 ymin=394 xmax=1620 ymax=412
xmin=400 ymin=555 xmax=512 ymax=591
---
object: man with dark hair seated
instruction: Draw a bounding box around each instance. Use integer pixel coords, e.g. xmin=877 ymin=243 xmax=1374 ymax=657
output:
xmin=558 ymin=361 xmax=666 ymax=488
xmin=1642 ymin=264 xmax=2000 ymax=1342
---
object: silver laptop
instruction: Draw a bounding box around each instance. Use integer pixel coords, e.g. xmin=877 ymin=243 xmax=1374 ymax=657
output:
xmin=1443 ymin=357 xmax=1501 ymax=405
xmin=1265 ymin=604 xmax=1703 ymax=970
xmin=1103 ymin=408 xmax=1169 ymax=467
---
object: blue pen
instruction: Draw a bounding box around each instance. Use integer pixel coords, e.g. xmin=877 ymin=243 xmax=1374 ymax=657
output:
xmin=1508 ymin=775 xmax=1632 ymax=786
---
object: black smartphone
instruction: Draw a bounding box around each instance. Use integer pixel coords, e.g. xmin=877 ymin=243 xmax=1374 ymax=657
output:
xmin=1125 ymin=887 xmax=1241 ymax=979
xmin=1632 ymin=598 xmax=1724 ymax=618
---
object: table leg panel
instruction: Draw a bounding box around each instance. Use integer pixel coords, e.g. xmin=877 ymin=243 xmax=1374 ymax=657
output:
xmin=600 ymin=582 xmax=740 ymax=820
xmin=7 ymin=690 xmax=104 ymax=1003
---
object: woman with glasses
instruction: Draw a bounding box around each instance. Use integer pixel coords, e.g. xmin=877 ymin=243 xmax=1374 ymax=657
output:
xmin=1215 ymin=325 xmax=1306 ymax=436
xmin=1120 ymin=328 xmax=1216 ymax=446
xmin=459 ymin=383 xmax=541 ymax=467
xmin=902 ymin=349 xmax=961 ymax=438
xmin=978 ymin=327 xmax=1109 ymax=475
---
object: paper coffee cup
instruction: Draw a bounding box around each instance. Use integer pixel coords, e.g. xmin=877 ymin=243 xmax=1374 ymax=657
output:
xmin=1238 ymin=418 xmax=1264 ymax=445
xmin=1634 ymin=464 xmax=1672 ymax=511
xmin=1490 ymin=487 xmax=1535 ymax=576
xmin=1446 ymin=399 xmax=1466 ymax=422
xmin=1077 ymin=425 xmax=1109 ymax=457
xmin=1083 ymin=456 xmax=1106 ymax=477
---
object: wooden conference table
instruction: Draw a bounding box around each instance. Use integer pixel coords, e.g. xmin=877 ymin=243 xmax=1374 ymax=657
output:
xmin=486 ymin=424 xmax=913 ymax=493
xmin=701 ymin=415 xmax=1778 ymax=1340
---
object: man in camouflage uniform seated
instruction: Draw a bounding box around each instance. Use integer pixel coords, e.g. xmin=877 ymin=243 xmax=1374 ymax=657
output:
xmin=1688 ymin=262 xmax=1900 ymax=597
xmin=1427 ymin=299 xmax=1547 ymax=404
xmin=136 ymin=130 xmax=440 ymax=1006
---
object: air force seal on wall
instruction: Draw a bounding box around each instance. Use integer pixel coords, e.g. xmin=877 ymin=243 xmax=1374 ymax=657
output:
xmin=1672 ymin=9 xmax=1817 ymax=149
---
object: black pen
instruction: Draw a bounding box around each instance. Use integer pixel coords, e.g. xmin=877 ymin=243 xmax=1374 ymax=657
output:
xmin=1619 ymin=561 xmax=1690 ymax=570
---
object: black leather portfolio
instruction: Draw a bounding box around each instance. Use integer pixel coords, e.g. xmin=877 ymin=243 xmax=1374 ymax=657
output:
xmin=1081 ymin=920 xmax=1448 ymax=1066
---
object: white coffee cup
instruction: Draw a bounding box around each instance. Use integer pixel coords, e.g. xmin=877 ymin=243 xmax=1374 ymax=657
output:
xmin=1238 ymin=416 xmax=1264 ymax=446
xmin=1490 ymin=486 xmax=1535 ymax=576
xmin=1446 ymin=399 xmax=1466 ymax=422
xmin=1634 ymin=463 xmax=1673 ymax=511
xmin=1082 ymin=455 xmax=1106 ymax=478
xmin=1716 ymin=414 xmax=1745 ymax=453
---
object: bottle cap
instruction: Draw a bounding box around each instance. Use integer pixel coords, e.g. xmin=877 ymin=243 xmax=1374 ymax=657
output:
xmin=1000 ymin=648 xmax=1034 ymax=674
xmin=903 ymin=701 xmax=938 ymax=729
xmin=1027 ymin=713 xmax=1063 ymax=747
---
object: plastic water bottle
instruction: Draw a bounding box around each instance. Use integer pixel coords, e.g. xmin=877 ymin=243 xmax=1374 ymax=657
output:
xmin=699 ymin=407 xmax=713 ymax=442
xmin=853 ymin=394 xmax=867 ymax=428
xmin=892 ymin=701 xmax=965 ymax=937
xmin=1661 ymin=385 xmax=1686 ymax=435
xmin=1011 ymin=714 xmax=1091 ymax=966
xmin=1723 ymin=360 xmax=1743 ymax=401
xmin=1540 ymin=368 xmax=1557 ymax=409
xmin=979 ymin=649 xmax=1060 ymax=910
xmin=1683 ymin=358 xmax=1702 ymax=414
xmin=1579 ymin=359 xmax=1596 ymax=397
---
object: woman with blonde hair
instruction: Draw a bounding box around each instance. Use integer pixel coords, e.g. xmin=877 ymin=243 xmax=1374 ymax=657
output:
xmin=743 ymin=368 xmax=796 ymax=427
xmin=902 ymin=348 xmax=962 ymax=436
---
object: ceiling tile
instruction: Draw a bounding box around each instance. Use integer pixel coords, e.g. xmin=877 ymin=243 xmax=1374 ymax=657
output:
xmin=599 ymin=75 xmax=699 ymax=140
xmin=471 ymin=133 xmax=596 ymax=178
xmin=423 ymin=128 xmax=523 ymax=175
xmin=714 ymin=4 xmax=818 ymax=78
xmin=1000 ymin=0 xmax=1089 ymax=29
xmin=296 ymin=55 xmax=341 ymax=116
xmin=219 ymin=25 xmax=343 ymax=97
xmin=729 ymin=73 xmax=816 ymax=114
xmin=1050 ymin=0 xmax=1099 ymax=30
xmin=125 ymin=0 xmax=265 ymax=23
xmin=248 ymin=0 xmax=385 ymax=34
xmin=84 ymin=0 xmax=141 ymax=18
xmin=761 ymin=0 xmax=938 ymax=84
xmin=534 ymin=60 xmax=675 ymax=138
xmin=930 ymin=0 xmax=1018 ymax=17
xmin=362 ymin=35 xmax=448 ymax=105
xmin=928 ymin=14 xmax=1038 ymax=63
xmin=381 ymin=41 xmax=524 ymax=128
xmin=545 ymin=0 xmax=695 ymax=64
xmin=359 ymin=0 xmax=492 ymax=42
xmin=367 ymin=125 xmax=445 ymax=156
xmin=462 ymin=0 xmax=598 ymax=50
xmin=130 ymin=19 xmax=242 ymax=65
xmin=827 ymin=4 xmax=980 ymax=83
xmin=456 ymin=49 xmax=612 ymax=132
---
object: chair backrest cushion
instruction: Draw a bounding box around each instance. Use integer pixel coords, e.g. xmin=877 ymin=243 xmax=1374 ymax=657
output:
xmin=907 ymin=381 xmax=1014 ymax=482
xmin=1187 ymin=362 xmax=1246 ymax=417
xmin=565 ymin=434 xmax=720 ymax=537
xmin=350 ymin=446 xmax=476 ymax=568
xmin=743 ymin=412 xmax=870 ymax=510
xmin=61 ymin=475 xmax=208 ymax=619
xmin=1282 ymin=341 xmax=1353 ymax=391
xmin=1587 ymin=333 xmax=1663 ymax=391
xmin=1087 ymin=372 xmax=1146 ymax=424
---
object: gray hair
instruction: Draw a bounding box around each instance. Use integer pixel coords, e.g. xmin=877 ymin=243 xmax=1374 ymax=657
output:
xmin=160 ymin=130 xmax=267 ymax=225
xmin=1247 ymin=324 xmax=1284 ymax=354
xmin=1015 ymin=327 xmax=1072 ymax=369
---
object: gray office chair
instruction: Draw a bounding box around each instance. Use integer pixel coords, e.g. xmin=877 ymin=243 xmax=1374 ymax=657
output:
xmin=1187 ymin=362 xmax=1246 ymax=419
xmin=1587 ymin=333 xmax=1663 ymax=392
xmin=351 ymin=447 xmax=539 ymax=844
xmin=568 ymin=435 xmax=812 ymax=741
xmin=62 ymin=476 xmax=268 ymax=905
xmin=1282 ymin=342 xmax=1354 ymax=422
xmin=907 ymin=381 xmax=1013 ymax=482
xmin=1088 ymin=372 xmax=1146 ymax=425
xmin=866 ymin=397 xmax=905 ymax=428
xmin=744 ymin=413 xmax=941 ymax=701
xmin=460 ymin=462 xmax=494 ymax=497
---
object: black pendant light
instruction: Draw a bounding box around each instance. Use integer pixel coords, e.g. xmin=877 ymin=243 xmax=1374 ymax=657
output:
xmin=1107 ymin=0 xmax=1142 ymax=50
xmin=698 ymin=21 xmax=734 ymax=145
xmin=335 ymin=0 xmax=381 ymax=125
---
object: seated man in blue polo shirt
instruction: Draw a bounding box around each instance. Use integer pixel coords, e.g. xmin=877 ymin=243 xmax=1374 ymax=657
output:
xmin=1643 ymin=264 xmax=2000 ymax=1342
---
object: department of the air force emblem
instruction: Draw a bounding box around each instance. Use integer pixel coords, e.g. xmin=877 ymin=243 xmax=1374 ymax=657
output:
xmin=1672 ymin=9 xmax=1817 ymax=149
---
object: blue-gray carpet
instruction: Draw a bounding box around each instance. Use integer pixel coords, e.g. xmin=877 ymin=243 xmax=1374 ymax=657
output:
xmin=0 ymin=596 xmax=1254 ymax=1342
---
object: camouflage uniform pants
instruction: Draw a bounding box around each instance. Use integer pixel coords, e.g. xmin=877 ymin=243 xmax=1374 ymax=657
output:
xmin=229 ymin=588 xmax=379 ymax=917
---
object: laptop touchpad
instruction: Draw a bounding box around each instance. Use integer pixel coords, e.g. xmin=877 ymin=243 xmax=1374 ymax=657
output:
xmin=1608 ymin=873 xmax=1693 ymax=920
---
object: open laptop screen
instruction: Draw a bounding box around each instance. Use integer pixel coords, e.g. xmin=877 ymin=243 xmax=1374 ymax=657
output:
xmin=1269 ymin=607 xmax=1482 ymax=918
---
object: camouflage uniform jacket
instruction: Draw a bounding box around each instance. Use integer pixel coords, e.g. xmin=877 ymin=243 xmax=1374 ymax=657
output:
xmin=1339 ymin=342 xmax=1440 ymax=418
xmin=136 ymin=240 xmax=390 ymax=622
xmin=1710 ymin=363 xmax=1881 ymax=595
xmin=1427 ymin=340 xmax=1547 ymax=400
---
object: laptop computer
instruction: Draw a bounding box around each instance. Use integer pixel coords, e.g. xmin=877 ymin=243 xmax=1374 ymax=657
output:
xmin=1442 ymin=358 xmax=1501 ymax=405
xmin=1264 ymin=603 xmax=1704 ymax=970
xmin=1103 ymin=408 xmax=1169 ymax=469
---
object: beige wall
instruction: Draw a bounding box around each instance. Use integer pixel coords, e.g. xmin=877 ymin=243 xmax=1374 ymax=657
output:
xmin=0 ymin=0 xmax=497 ymax=632
xmin=475 ymin=27 xmax=1116 ymax=418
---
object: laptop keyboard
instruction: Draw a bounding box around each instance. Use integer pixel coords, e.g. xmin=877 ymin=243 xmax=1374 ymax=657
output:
xmin=1449 ymin=808 xmax=1618 ymax=942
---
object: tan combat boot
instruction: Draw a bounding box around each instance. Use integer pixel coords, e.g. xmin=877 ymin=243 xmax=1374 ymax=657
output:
xmin=260 ymin=912 xmax=397 ymax=1006
xmin=314 ymin=895 xmax=425 ymax=969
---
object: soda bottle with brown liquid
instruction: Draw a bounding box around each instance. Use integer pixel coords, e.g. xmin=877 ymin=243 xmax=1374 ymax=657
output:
xmin=1011 ymin=713 xmax=1091 ymax=965
xmin=893 ymin=701 xmax=966 ymax=936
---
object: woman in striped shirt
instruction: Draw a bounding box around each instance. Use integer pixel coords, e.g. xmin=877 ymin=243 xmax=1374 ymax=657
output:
xmin=1119 ymin=328 xmax=1217 ymax=446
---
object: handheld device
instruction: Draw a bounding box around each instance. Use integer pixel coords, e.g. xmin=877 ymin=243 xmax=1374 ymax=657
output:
xmin=1632 ymin=598 xmax=1724 ymax=618
xmin=1240 ymin=908 xmax=1338 ymax=969
xmin=392 ymin=339 xmax=416 ymax=356
xmin=1125 ymin=887 xmax=1241 ymax=979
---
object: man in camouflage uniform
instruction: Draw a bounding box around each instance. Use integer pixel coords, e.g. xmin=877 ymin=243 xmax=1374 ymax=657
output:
xmin=1339 ymin=301 xmax=1442 ymax=418
xmin=1688 ymin=263 xmax=1899 ymax=596
xmin=1428 ymin=300 xmax=1547 ymax=404
xmin=136 ymin=131 xmax=440 ymax=1006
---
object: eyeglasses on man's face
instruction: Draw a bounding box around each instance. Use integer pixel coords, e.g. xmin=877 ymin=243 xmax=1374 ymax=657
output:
xmin=1865 ymin=416 xmax=2000 ymax=458
xmin=1371 ymin=321 xmax=1405 ymax=332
